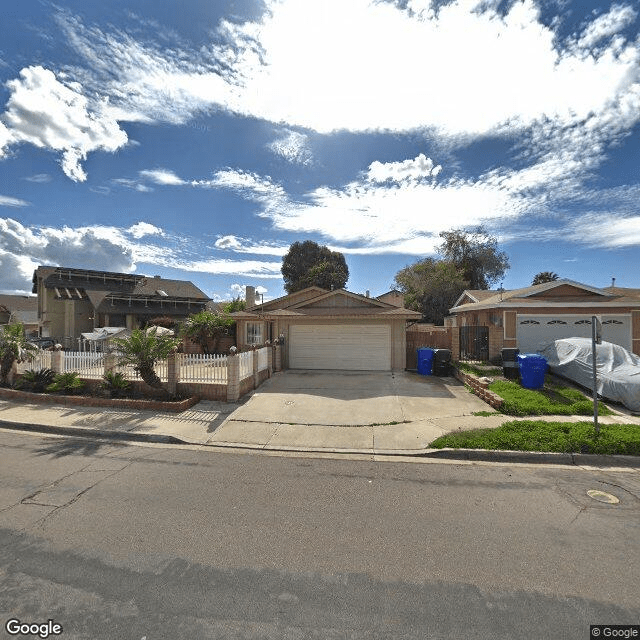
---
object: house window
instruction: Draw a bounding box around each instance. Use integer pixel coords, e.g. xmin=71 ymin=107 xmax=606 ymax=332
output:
xmin=246 ymin=322 xmax=263 ymax=345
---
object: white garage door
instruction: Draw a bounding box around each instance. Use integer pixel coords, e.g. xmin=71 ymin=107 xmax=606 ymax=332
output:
xmin=289 ymin=324 xmax=391 ymax=370
xmin=517 ymin=314 xmax=631 ymax=353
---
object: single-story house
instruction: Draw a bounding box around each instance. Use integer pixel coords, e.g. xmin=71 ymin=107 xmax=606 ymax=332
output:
xmin=0 ymin=295 xmax=39 ymax=336
xmin=32 ymin=266 xmax=210 ymax=348
xmin=448 ymin=279 xmax=640 ymax=360
xmin=376 ymin=289 xmax=404 ymax=307
xmin=233 ymin=286 xmax=422 ymax=371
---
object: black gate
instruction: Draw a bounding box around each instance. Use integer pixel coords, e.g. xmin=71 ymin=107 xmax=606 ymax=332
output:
xmin=459 ymin=326 xmax=489 ymax=361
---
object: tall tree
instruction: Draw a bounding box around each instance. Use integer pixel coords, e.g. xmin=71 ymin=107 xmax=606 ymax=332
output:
xmin=394 ymin=259 xmax=468 ymax=325
xmin=281 ymin=240 xmax=348 ymax=294
xmin=532 ymin=271 xmax=559 ymax=285
xmin=437 ymin=226 xmax=509 ymax=289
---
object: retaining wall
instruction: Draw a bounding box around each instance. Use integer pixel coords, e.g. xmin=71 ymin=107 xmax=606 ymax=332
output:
xmin=453 ymin=368 xmax=504 ymax=410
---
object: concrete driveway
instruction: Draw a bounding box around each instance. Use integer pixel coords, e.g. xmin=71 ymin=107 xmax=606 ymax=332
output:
xmin=226 ymin=370 xmax=489 ymax=426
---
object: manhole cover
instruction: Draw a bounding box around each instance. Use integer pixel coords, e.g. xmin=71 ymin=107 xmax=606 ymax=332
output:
xmin=587 ymin=489 xmax=620 ymax=504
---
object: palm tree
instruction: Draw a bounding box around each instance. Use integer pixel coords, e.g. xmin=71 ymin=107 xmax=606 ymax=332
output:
xmin=0 ymin=323 xmax=37 ymax=386
xmin=111 ymin=328 xmax=179 ymax=391
xmin=532 ymin=271 xmax=560 ymax=286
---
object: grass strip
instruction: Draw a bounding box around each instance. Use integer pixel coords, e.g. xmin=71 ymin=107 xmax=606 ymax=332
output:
xmin=430 ymin=420 xmax=640 ymax=455
xmin=488 ymin=379 xmax=613 ymax=417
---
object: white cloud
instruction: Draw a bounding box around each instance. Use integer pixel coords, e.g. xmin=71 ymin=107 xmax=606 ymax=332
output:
xmin=367 ymin=154 xmax=442 ymax=183
xmin=139 ymin=168 xmax=186 ymax=185
xmin=267 ymin=130 xmax=313 ymax=165
xmin=4 ymin=3 xmax=639 ymax=180
xmin=207 ymin=155 xmax=530 ymax=251
xmin=214 ymin=234 xmax=288 ymax=256
xmin=571 ymin=214 xmax=640 ymax=248
xmin=0 ymin=195 xmax=29 ymax=208
xmin=0 ymin=66 xmax=128 ymax=181
xmin=24 ymin=173 xmax=52 ymax=183
xmin=577 ymin=4 xmax=637 ymax=49
xmin=0 ymin=217 xmax=283 ymax=292
xmin=127 ymin=222 xmax=164 ymax=238
xmin=53 ymin=1 xmax=640 ymax=139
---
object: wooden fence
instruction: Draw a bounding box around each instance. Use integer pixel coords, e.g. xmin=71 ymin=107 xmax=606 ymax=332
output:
xmin=406 ymin=327 xmax=452 ymax=370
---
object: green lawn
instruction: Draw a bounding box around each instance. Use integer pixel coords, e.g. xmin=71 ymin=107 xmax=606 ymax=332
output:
xmin=489 ymin=378 xmax=613 ymax=417
xmin=430 ymin=420 xmax=640 ymax=455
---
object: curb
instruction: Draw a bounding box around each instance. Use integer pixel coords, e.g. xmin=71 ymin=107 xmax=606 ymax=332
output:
xmin=1 ymin=421 xmax=639 ymax=468
xmin=421 ymin=448 xmax=640 ymax=468
xmin=0 ymin=420 xmax=186 ymax=445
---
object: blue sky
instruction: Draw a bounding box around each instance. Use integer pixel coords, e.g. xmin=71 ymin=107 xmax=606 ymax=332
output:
xmin=1 ymin=0 xmax=639 ymax=301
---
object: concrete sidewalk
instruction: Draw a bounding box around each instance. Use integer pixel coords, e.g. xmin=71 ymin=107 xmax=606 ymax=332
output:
xmin=1 ymin=393 xmax=640 ymax=460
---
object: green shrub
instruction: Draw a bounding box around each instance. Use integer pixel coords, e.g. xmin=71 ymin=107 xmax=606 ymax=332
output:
xmin=47 ymin=372 xmax=85 ymax=395
xmin=99 ymin=371 xmax=131 ymax=398
xmin=15 ymin=368 xmax=56 ymax=393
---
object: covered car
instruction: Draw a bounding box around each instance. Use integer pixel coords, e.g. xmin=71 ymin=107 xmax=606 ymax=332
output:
xmin=540 ymin=338 xmax=640 ymax=412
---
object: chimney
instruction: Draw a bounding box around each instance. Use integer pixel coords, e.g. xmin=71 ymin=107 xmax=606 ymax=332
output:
xmin=245 ymin=285 xmax=256 ymax=307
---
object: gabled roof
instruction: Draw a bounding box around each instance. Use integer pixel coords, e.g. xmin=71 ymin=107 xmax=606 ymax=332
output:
xmin=234 ymin=287 xmax=421 ymax=320
xmin=289 ymin=288 xmax=394 ymax=310
xmin=245 ymin=286 xmax=327 ymax=312
xmin=450 ymin=279 xmax=640 ymax=313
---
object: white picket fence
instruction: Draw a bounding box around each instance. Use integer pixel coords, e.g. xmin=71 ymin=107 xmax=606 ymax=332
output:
xmin=112 ymin=358 xmax=169 ymax=382
xmin=17 ymin=350 xmax=52 ymax=373
xmin=257 ymin=347 xmax=268 ymax=372
xmin=179 ymin=353 xmax=227 ymax=383
xmin=62 ymin=351 xmax=104 ymax=379
xmin=239 ymin=351 xmax=253 ymax=380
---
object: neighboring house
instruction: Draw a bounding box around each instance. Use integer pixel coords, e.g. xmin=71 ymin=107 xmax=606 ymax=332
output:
xmin=32 ymin=266 xmax=210 ymax=348
xmin=233 ymin=286 xmax=421 ymax=371
xmin=449 ymin=279 xmax=640 ymax=360
xmin=376 ymin=289 xmax=404 ymax=307
xmin=0 ymin=295 xmax=39 ymax=336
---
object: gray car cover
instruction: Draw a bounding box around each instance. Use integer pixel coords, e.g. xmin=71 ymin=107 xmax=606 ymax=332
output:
xmin=540 ymin=338 xmax=640 ymax=412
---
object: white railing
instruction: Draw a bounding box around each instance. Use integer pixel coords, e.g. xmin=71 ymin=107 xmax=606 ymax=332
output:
xmin=179 ymin=353 xmax=227 ymax=383
xmin=239 ymin=351 xmax=253 ymax=380
xmin=17 ymin=350 xmax=52 ymax=373
xmin=62 ymin=351 xmax=104 ymax=379
xmin=257 ymin=347 xmax=268 ymax=372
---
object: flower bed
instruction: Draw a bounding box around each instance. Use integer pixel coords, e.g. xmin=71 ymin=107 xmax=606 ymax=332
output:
xmin=0 ymin=386 xmax=200 ymax=413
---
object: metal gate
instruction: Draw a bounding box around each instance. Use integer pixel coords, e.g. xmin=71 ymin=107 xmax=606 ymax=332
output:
xmin=459 ymin=326 xmax=489 ymax=361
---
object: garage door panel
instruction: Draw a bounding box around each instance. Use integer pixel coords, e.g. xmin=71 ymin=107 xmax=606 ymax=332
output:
xmin=290 ymin=324 xmax=391 ymax=370
xmin=517 ymin=314 xmax=631 ymax=353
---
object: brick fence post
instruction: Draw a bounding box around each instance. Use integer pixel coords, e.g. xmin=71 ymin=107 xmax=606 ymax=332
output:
xmin=226 ymin=354 xmax=240 ymax=402
xmin=104 ymin=353 xmax=117 ymax=375
xmin=274 ymin=344 xmax=282 ymax=372
xmin=252 ymin=349 xmax=259 ymax=389
xmin=167 ymin=350 xmax=179 ymax=395
xmin=451 ymin=327 xmax=460 ymax=361
xmin=51 ymin=349 xmax=63 ymax=373
xmin=267 ymin=344 xmax=273 ymax=376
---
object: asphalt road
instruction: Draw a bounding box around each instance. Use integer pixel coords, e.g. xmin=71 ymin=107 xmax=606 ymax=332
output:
xmin=0 ymin=430 xmax=639 ymax=639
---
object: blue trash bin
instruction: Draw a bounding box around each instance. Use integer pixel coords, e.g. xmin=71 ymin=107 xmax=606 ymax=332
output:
xmin=517 ymin=354 xmax=547 ymax=390
xmin=417 ymin=348 xmax=435 ymax=375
